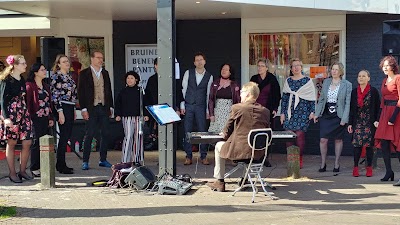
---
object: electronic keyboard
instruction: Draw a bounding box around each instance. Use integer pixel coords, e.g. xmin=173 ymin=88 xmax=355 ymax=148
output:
xmin=188 ymin=131 xmax=296 ymax=144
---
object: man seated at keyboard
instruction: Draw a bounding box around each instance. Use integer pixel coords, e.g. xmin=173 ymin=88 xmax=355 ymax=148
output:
xmin=207 ymin=82 xmax=270 ymax=192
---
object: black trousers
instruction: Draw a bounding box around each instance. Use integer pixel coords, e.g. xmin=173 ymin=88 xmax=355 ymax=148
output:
xmin=57 ymin=104 xmax=75 ymax=167
xmin=30 ymin=116 xmax=50 ymax=171
xmin=82 ymin=105 xmax=109 ymax=163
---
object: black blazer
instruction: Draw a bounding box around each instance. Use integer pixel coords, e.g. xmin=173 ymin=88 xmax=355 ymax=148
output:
xmin=348 ymin=86 xmax=380 ymax=128
xmin=78 ymin=67 xmax=113 ymax=114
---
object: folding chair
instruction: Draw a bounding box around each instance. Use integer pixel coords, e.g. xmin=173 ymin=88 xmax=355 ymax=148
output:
xmin=232 ymin=128 xmax=278 ymax=203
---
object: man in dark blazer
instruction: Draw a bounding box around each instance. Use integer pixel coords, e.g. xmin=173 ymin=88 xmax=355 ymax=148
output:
xmin=207 ymin=82 xmax=270 ymax=192
xmin=78 ymin=51 xmax=114 ymax=170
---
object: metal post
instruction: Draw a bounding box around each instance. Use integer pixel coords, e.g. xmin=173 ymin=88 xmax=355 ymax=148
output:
xmin=40 ymin=135 xmax=55 ymax=188
xmin=157 ymin=0 xmax=176 ymax=175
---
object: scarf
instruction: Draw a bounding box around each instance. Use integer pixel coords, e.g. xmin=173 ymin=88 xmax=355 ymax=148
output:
xmin=357 ymin=84 xmax=370 ymax=107
xmin=282 ymin=78 xmax=317 ymax=120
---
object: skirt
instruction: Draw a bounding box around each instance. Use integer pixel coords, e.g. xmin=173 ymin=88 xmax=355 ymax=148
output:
xmin=208 ymin=98 xmax=233 ymax=133
xmin=0 ymin=95 xmax=33 ymax=140
xmin=319 ymin=103 xmax=345 ymax=139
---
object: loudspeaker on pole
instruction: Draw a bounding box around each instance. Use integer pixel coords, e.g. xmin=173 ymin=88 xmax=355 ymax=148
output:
xmin=383 ymin=20 xmax=400 ymax=56
xmin=40 ymin=37 xmax=65 ymax=70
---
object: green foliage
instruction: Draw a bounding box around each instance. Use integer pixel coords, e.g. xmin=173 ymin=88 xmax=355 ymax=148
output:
xmin=0 ymin=205 xmax=17 ymax=219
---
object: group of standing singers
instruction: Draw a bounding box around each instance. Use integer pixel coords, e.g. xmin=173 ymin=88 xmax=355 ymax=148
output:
xmin=1 ymin=51 xmax=399 ymax=187
xmin=0 ymin=51 xmax=114 ymax=183
xmin=179 ymin=52 xmax=400 ymax=187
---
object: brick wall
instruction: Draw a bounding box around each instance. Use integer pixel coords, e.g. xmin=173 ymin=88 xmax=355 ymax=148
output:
xmin=346 ymin=14 xmax=400 ymax=88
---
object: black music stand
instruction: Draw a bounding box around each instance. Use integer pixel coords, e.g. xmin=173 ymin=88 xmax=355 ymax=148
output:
xmin=146 ymin=103 xmax=181 ymax=176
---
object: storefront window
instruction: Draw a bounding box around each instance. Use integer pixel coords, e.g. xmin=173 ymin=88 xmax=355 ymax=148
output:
xmin=68 ymin=36 xmax=105 ymax=73
xmin=249 ymin=32 xmax=340 ymax=93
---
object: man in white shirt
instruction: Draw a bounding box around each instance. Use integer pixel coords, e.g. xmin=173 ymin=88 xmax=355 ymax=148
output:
xmin=180 ymin=52 xmax=213 ymax=165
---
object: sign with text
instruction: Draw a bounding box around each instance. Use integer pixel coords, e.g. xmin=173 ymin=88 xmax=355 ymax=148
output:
xmin=309 ymin=66 xmax=327 ymax=79
xmin=125 ymin=44 xmax=157 ymax=88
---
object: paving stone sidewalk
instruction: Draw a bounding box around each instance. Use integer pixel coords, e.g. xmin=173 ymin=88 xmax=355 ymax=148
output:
xmin=1 ymin=150 xmax=400 ymax=225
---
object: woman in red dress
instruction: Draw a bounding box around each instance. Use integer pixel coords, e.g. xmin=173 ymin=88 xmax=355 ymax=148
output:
xmin=375 ymin=56 xmax=400 ymax=183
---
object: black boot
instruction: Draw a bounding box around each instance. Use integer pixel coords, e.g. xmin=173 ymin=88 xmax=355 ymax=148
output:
xmin=381 ymin=141 xmax=394 ymax=181
xmin=56 ymin=162 xmax=74 ymax=174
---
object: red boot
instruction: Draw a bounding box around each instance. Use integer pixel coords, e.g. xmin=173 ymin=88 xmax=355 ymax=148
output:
xmin=366 ymin=166 xmax=373 ymax=177
xmin=353 ymin=167 xmax=359 ymax=177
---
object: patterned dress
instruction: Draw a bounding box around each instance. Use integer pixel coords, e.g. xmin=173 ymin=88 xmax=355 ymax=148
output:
xmin=208 ymin=98 xmax=232 ymax=133
xmin=281 ymin=77 xmax=315 ymax=132
xmin=352 ymin=91 xmax=372 ymax=147
xmin=36 ymin=88 xmax=51 ymax=118
xmin=0 ymin=77 xmax=33 ymax=140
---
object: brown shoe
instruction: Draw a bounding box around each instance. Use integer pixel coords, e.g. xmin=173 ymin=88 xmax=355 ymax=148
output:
xmin=207 ymin=180 xmax=225 ymax=192
xmin=201 ymin=158 xmax=210 ymax=165
xmin=184 ymin=158 xmax=192 ymax=165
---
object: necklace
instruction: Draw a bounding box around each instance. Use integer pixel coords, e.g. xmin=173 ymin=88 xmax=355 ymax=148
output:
xmin=331 ymin=81 xmax=340 ymax=86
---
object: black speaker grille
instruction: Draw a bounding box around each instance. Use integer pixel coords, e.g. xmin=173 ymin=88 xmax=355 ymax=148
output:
xmin=40 ymin=37 xmax=65 ymax=70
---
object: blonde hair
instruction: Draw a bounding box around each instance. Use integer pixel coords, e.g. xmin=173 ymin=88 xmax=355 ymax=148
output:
xmin=52 ymin=54 xmax=68 ymax=73
xmin=290 ymin=58 xmax=303 ymax=69
xmin=0 ymin=55 xmax=25 ymax=81
xmin=242 ymin=82 xmax=260 ymax=100
xmin=331 ymin=62 xmax=345 ymax=78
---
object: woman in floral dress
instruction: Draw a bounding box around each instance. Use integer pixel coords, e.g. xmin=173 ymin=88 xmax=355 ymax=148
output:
xmin=26 ymin=63 xmax=54 ymax=177
xmin=348 ymin=70 xmax=380 ymax=177
xmin=280 ymin=58 xmax=316 ymax=168
xmin=0 ymin=55 xmax=33 ymax=183
xmin=50 ymin=54 xmax=77 ymax=174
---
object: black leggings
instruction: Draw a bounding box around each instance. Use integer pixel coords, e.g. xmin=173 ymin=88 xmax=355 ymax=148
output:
xmin=381 ymin=140 xmax=393 ymax=173
xmin=354 ymin=147 xmax=373 ymax=167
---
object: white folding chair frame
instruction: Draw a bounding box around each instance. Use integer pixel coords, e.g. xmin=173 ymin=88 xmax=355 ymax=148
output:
xmin=232 ymin=128 xmax=278 ymax=202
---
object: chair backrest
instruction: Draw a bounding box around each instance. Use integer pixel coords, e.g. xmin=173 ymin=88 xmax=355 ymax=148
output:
xmin=247 ymin=128 xmax=273 ymax=152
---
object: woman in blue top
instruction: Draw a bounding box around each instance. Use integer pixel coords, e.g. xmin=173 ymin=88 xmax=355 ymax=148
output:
xmin=280 ymin=58 xmax=316 ymax=168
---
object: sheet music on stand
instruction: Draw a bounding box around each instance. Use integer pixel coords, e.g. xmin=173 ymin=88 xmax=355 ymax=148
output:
xmin=145 ymin=103 xmax=181 ymax=126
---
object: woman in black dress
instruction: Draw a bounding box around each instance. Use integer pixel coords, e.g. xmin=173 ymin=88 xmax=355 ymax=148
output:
xmin=0 ymin=55 xmax=33 ymax=183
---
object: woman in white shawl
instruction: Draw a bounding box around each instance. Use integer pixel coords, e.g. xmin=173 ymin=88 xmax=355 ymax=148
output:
xmin=280 ymin=58 xmax=316 ymax=168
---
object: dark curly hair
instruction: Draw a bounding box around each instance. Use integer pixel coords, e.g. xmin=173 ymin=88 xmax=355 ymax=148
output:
xmin=27 ymin=62 xmax=46 ymax=82
xmin=124 ymin=71 xmax=140 ymax=86
xmin=219 ymin=63 xmax=235 ymax=81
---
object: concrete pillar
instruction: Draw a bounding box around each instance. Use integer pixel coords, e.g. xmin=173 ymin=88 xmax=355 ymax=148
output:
xmin=287 ymin=145 xmax=300 ymax=179
xmin=40 ymin=135 xmax=55 ymax=188
xmin=157 ymin=0 xmax=177 ymax=175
